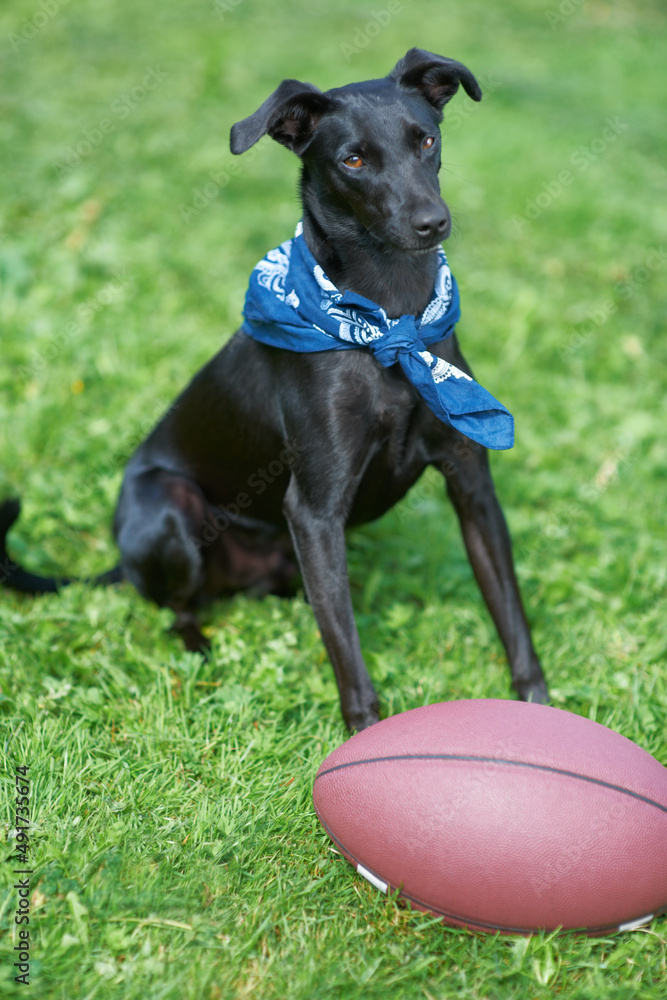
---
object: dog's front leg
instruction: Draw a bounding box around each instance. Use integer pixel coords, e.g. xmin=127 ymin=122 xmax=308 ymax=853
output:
xmin=440 ymin=440 xmax=549 ymax=705
xmin=283 ymin=479 xmax=380 ymax=731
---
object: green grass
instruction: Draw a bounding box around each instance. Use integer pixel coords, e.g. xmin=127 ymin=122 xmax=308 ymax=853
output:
xmin=1 ymin=0 xmax=666 ymax=996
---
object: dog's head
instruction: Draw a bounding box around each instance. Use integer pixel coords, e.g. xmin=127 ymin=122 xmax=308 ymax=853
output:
xmin=230 ymin=50 xmax=481 ymax=253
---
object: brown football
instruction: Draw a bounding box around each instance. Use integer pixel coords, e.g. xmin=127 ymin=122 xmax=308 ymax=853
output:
xmin=313 ymin=700 xmax=667 ymax=935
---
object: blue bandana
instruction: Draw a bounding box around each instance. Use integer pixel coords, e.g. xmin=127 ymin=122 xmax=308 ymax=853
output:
xmin=242 ymin=222 xmax=513 ymax=450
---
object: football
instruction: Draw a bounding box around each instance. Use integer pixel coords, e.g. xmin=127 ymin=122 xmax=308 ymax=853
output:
xmin=313 ymin=700 xmax=667 ymax=934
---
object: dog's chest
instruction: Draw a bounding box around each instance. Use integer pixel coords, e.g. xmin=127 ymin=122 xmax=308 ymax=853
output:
xmin=344 ymin=360 xmax=437 ymax=525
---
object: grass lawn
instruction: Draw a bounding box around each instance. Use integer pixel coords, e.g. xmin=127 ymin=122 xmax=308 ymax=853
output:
xmin=1 ymin=0 xmax=666 ymax=996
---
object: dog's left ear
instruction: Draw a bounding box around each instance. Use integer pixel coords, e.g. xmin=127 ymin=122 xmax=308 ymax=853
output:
xmin=390 ymin=48 xmax=482 ymax=115
xmin=230 ymin=79 xmax=331 ymax=156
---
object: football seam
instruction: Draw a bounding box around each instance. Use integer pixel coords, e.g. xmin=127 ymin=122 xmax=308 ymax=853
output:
xmin=314 ymin=810 xmax=667 ymax=936
xmin=314 ymin=754 xmax=667 ymax=814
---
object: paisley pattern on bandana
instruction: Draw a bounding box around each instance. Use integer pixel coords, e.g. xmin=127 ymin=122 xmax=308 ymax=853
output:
xmin=253 ymin=241 xmax=293 ymax=301
xmin=242 ymin=222 xmax=514 ymax=450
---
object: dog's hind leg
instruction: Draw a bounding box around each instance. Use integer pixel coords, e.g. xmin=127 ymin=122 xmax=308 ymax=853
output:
xmin=114 ymin=467 xmax=210 ymax=651
xmin=170 ymin=609 xmax=211 ymax=654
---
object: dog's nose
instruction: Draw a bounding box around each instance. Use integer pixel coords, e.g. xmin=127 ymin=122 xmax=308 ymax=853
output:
xmin=411 ymin=206 xmax=450 ymax=242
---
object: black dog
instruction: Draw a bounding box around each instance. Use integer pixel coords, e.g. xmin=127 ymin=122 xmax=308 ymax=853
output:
xmin=0 ymin=49 xmax=548 ymax=730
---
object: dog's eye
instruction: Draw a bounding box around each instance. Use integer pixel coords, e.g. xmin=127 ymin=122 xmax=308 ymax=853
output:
xmin=343 ymin=154 xmax=364 ymax=169
xmin=422 ymin=136 xmax=436 ymax=150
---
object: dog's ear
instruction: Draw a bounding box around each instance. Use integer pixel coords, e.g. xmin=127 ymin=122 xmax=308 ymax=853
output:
xmin=390 ymin=48 xmax=482 ymax=115
xmin=230 ymin=80 xmax=331 ymax=156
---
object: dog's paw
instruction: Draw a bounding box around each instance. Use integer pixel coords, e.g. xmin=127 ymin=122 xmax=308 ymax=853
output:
xmin=170 ymin=611 xmax=212 ymax=657
xmin=515 ymin=677 xmax=550 ymax=705
xmin=344 ymin=705 xmax=381 ymax=733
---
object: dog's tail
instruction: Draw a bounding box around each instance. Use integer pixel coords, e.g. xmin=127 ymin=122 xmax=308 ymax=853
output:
xmin=0 ymin=497 xmax=123 ymax=594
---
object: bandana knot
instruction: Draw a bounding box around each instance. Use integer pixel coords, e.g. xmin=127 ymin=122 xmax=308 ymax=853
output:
xmin=242 ymin=222 xmax=514 ymax=450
